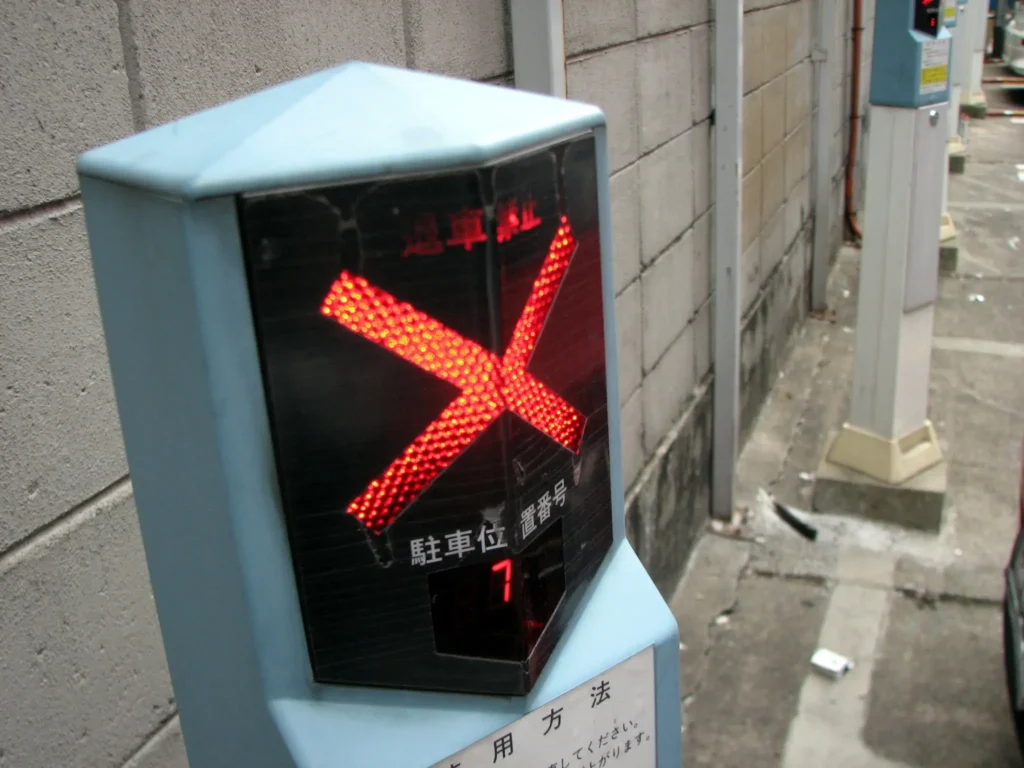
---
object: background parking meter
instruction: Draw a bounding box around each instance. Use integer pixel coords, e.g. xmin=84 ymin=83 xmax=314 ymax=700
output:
xmin=822 ymin=2 xmax=949 ymax=494
xmin=871 ymin=0 xmax=952 ymax=107
xmin=77 ymin=63 xmax=681 ymax=767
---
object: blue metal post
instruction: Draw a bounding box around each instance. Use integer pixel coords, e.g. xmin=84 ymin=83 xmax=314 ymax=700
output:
xmin=78 ymin=63 xmax=682 ymax=768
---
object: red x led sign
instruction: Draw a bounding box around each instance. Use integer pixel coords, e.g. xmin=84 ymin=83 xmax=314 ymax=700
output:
xmin=320 ymin=217 xmax=584 ymax=534
xmin=241 ymin=134 xmax=614 ymax=696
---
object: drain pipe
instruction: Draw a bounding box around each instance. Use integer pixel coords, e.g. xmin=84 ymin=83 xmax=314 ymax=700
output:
xmin=845 ymin=0 xmax=865 ymax=241
xmin=711 ymin=0 xmax=743 ymax=519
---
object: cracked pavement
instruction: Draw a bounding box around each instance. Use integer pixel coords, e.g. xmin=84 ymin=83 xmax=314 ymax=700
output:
xmin=670 ymin=101 xmax=1024 ymax=767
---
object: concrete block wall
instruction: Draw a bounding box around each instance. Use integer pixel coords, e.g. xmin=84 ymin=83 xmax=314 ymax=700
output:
xmin=564 ymin=0 xmax=717 ymax=595
xmin=735 ymin=0 xmax=819 ymax=445
xmin=619 ymin=0 xmax=875 ymax=595
xmin=0 ymin=3 xmax=505 ymax=766
xmin=0 ymin=0 xmax=870 ymax=764
xmin=592 ymin=0 xmax=824 ymax=596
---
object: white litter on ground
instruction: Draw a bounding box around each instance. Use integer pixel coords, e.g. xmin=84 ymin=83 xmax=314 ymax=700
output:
xmin=810 ymin=648 xmax=855 ymax=680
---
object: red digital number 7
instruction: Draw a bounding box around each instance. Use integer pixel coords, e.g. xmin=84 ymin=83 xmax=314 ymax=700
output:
xmin=491 ymin=558 xmax=512 ymax=603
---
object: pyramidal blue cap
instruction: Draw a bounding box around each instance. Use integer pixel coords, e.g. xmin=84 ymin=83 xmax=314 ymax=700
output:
xmin=77 ymin=61 xmax=606 ymax=200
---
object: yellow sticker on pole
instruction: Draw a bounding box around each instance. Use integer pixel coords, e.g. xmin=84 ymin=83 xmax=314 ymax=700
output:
xmin=920 ymin=38 xmax=950 ymax=95
xmin=921 ymin=65 xmax=948 ymax=87
xmin=944 ymin=4 xmax=956 ymax=19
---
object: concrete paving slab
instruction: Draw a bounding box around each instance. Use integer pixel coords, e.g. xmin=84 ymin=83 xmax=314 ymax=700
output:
xmin=946 ymin=207 xmax=1024 ymax=278
xmin=923 ymin=353 xmax=958 ymax=458
xmin=676 ymin=110 xmax=1024 ymax=768
xmin=669 ymin=534 xmax=752 ymax=699
xmin=963 ymin=98 xmax=1024 ymax=164
xmin=937 ymin=352 xmax=1024 ymax=472
xmin=893 ymin=553 xmax=947 ymax=597
xmin=746 ymin=532 xmax=841 ymax=584
xmin=947 ymin=480 xmax=1020 ymax=571
xmin=942 ymin=560 xmax=1006 ymax=604
xmin=892 ymin=553 xmax=1003 ymax=604
xmin=812 ymin=453 xmax=948 ymax=533
xmin=781 ymin=577 xmax=894 ymax=768
xmin=935 ymin=277 xmax=1024 ymax=344
xmin=733 ymin=322 xmax=831 ymax=499
xmin=761 ymin=251 xmax=861 ymax=515
xmin=774 ymin=324 xmax=855 ymax=509
xmin=862 ymin=596 xmax=1021 ymax=768
xmin=682 ymin=575 xmax=829 ymax=768
xmin=934 ymin=337 xmax=1024 ymax=359
xmin=836 ymin=546 xmax=901 ymax=590
xmin=950 ymin=158 xmax=1024 ymax=206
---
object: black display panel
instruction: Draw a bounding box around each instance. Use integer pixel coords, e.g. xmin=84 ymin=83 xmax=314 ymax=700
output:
xmin=429 ymin=520 xmax=565 ymax=661
xmin=913 ymin=0 xmax=941 ymax=36
xmin=240 ymin=134 xmax=613 ymax=695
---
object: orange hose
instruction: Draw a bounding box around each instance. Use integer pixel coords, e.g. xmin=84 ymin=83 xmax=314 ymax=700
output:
xmin=844 ymin=0 xmax=864 ymax=241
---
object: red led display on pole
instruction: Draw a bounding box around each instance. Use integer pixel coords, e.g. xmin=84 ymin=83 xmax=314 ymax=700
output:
xmin=914 ymin=0 xmax=940 ymax=35
xmin=240 ymin=134 xmax=613 ymax=695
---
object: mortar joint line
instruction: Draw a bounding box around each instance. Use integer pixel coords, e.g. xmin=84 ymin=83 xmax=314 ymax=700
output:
xmin=565 ymin=21 xmax=714 ymax=65
xmin=118 ymin=712 xmax=180 ymax=768
xmin=0 ymin=195 xmax=82 ymax=232
xmin=0 ymin=475 xmax=132 ymax=574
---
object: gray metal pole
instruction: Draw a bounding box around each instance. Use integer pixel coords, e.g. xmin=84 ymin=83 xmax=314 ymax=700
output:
xmin=510 ymin=0 xmax=567 ymax=98
xmin=712 ymin=0 xmax=743 ymax=519
xmin=812 ymin=0 xmax=836 ymax=311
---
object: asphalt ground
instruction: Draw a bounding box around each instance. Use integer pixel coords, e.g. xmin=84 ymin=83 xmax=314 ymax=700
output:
xmin=670 ymin=88 xmax=1024 ymax=768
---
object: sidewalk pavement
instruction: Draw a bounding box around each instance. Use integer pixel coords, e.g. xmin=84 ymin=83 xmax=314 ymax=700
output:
xmin=670 ymin=106 xmax=1024 ymax=767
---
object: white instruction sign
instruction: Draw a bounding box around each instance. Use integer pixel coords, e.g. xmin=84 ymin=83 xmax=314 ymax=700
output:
xmin=920 ymin=38 xmax=950 ymax=95
xmin=431 ymin=647 xmax=657 ymax=768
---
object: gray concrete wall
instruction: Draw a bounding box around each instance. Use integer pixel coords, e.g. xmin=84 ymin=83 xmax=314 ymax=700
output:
xmin=0 ymin=0 xmax=869 ymax=764
xmin=588 ymin=0 xmax=830 ymax=595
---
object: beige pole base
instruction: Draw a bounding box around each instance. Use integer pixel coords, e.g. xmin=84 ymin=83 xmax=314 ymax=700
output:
xmin=825 ymin=420 xmax=944 ymax=486
xmin=940 ymin=212 xmax=958 ymax=243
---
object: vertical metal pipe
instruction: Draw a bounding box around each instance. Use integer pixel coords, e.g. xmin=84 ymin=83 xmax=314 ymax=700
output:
xmin=510 ymin=0 xmax=567 ymax=97
xmin=844 ymin=0 xmax=865 ymax=241
xmin=812 ymin=0 xmax=837 ymax=311
xmin=712 ymin=0 xmax=743 ymax=519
